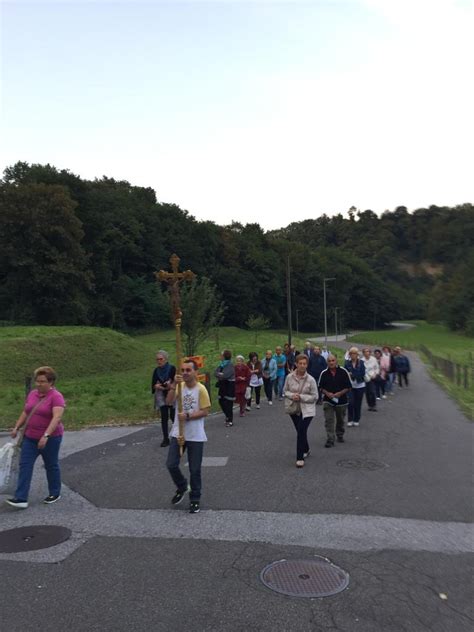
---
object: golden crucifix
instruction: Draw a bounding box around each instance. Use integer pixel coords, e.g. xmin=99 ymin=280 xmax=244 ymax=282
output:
xmin=155 ymin=254 xmax=195 ymax=454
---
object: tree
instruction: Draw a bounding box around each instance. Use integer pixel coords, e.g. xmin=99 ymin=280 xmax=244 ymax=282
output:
xmin=0 ymin=182 xmax=91 ymax=324
xmin=245 ymin=314 xmax=271 ymax=344
xmin=180 ymin=278 xmax=226 ymax=356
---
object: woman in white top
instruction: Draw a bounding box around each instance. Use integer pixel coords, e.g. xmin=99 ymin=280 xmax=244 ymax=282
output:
xmin=284 ymin=354 xmax=318 ymax=468
xmin=362 ymin=348 xmax=380 ymax=412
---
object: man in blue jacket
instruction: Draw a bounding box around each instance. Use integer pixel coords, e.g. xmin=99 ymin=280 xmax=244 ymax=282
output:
xmin=308 ymin=346 xmax=327 ymax=404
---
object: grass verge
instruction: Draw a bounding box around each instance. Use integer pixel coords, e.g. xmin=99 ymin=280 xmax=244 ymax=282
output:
xmin=0 ymin=326 xmax=324 ymax=429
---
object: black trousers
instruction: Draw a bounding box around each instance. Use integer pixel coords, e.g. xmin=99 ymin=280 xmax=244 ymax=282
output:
xmin=263 ymin=378 xmax=274 ymax=402
xmin=365 ymin=380 xmax=377 ymax=409
xmin=160 ymin=405 xmax=175 ymax=440
xmin=247 ymin=385 xmax=261 ymax=406
xmin=348 ymin=387 xmax=365 ymax=423
xmin=290 ymin=414 xmax=312 ymax=460
xmin=398 ymin=372 xmax=409 ymax=387
xmin=219 ymin=397 xmax=234 ymax=423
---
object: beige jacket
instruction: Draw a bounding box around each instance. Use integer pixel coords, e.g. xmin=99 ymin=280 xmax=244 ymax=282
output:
xmin=283 ymin=371 xmax=318 ymax=418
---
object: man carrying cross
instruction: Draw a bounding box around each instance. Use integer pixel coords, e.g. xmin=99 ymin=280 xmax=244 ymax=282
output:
xmin=166 ymin=358 xmax=211 ymax=513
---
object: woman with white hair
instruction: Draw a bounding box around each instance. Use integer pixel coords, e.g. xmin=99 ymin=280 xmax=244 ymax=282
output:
xmin=344 ymin=347 xmax=366 ymax=427
xmin=234 ymin=355 xmax=251 ymax=417
xmin=152 ymin=350 xmax=176 ymax=447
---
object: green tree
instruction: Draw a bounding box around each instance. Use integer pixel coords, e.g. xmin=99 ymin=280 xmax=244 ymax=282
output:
xmin=180 ymin=278 xmax=226 ymax=356
xmin=245 ymin=314 xmax=271 ymax=344
xmin=0 ymin=182 xmax=91 ymax=324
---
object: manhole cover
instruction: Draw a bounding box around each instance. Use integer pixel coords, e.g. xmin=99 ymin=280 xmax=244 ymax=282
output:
xmin=0 ymin=526 xmax=72 ymax=553
xmin=260 ymin=557 xmax=349 ymax=598
xmin=337 ymin=458 xmax=387 ymax=471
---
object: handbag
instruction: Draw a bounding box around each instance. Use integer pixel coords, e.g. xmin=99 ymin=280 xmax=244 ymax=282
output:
xmin=284 ymin=375 xmax=307 ymax=415
xmin=244 ymin=386 xmax=252 ymax=400
xmin=0 ymin=442 xmax=17 ymax=494
xmin=0 ymin=397 xmax=47 ymax=495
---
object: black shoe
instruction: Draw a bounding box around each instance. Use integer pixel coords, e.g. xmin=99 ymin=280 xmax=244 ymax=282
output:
xmin=171 ymin=486 xmax=190 ymax=505
xmin=189 ymin=501 xmax=200 ymax=514
xmin=325 ymin=440 xmax=334 ymax=448
xmin=44 ymin=495 xmax=61 ymax=504
xmin=368 ymin=408 xmax=377 ymax=412
xmin=160 ymin=438 xmax=170 ymax=447
xmin=5 ymin=498 xmax=28 ymax=509
xmin=337 ymin=436 xmax=345 ymax=443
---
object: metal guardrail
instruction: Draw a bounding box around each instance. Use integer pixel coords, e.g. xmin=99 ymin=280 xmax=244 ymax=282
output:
xmin=419 ymin=345 xmax=473 ymax=389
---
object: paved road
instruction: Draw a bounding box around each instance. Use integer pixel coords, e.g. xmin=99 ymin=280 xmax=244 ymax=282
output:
xmin=1 ymin=349 xmax=473 ymax=631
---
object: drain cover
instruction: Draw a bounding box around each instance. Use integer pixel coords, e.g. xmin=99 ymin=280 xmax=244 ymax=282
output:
xmin=337 ymin=458 xmax=387 ymax=471
xmin=260 ymin=557 xmax=349 ymax=598
xmin=0 ymin=526 xmax=72 ymax=553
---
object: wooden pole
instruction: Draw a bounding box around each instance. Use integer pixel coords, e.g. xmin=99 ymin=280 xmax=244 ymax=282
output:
xmin=155 ymin=254 xmax=195 ymax=456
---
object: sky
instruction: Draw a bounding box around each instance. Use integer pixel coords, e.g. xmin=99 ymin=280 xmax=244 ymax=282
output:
xmin=1 ymin=0 xmax=473 ymax=229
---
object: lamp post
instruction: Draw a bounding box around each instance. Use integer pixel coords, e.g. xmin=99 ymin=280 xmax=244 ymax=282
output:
xmin=296 ymin=309 xmax=300 ymax=338
xmin=323 ymin=277 xmax=336 ymax=348
xmin=286 ymin=255 xmax=292 ymax=345
xmin=334 ymin=307 xmax=339 ymax=342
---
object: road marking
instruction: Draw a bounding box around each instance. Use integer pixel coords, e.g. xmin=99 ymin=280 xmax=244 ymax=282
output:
xmin=185 ymin=457 xmax=228 ymax=467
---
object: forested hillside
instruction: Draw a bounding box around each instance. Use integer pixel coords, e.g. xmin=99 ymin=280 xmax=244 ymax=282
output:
xmin=1 ymin=161 xmax=473 ymax=334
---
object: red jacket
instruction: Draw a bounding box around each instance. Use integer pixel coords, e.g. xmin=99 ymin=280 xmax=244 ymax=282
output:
xmin=234 ymin=363 xmax=251 ymax=395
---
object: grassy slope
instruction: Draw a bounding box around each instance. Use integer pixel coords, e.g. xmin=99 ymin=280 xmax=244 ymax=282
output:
xmin=0 ymin=326 xmax=324 ymax=429
xmin=348 ymin=321 xmax=474 ymax=419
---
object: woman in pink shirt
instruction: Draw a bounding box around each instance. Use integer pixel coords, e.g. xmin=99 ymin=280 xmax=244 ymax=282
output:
xmin=6 ymin=366 xmax=65 ymax=509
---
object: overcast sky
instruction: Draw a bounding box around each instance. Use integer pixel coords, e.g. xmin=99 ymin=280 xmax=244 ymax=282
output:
xmin=1 ymin=0 xmax=473 ymax=229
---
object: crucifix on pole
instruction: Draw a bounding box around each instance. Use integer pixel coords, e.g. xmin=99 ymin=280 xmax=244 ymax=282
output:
xmin=155 ymin=254 xmax=195 ymax=455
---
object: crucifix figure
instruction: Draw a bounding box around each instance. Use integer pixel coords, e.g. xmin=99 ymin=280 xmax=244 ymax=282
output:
xmin=155 ymin=254 xmax=195 ymax=454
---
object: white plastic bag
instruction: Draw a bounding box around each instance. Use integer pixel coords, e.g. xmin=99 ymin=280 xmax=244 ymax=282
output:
xmin=0 ymin=442 xmax=19 ymax=495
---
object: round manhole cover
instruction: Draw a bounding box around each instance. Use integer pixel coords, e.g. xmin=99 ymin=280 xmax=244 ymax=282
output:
xmin=337 ymin=458 xmax=387 ymax=471
xmin=0 ymin=526 xmax=72 ymax=553
xmin=260 ymin=557 xmax=349 ymax=598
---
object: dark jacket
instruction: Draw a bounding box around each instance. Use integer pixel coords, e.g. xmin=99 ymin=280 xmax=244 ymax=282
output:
xmin=308 ymin=353 xmax=327 ymax=380
xmin=215 ymin=362 xmax=236 ymax=401
xmin=393 ymin=354 xmax=411 ymax=373
xmin=151 ymin=364 xmax=176 ymax=395
xmin=344 ymin=359 xmax=366 ymax=385
xmin=318 ymin=366 xmax=352 ymax=406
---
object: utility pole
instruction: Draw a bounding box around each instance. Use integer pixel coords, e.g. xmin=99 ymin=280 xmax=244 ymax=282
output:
xmin=324 ymin=277 xmax=336 ymax=347
xmin=296 ymin=309 xmax=300 ymax=338
xmin=286 ymin=255 xmax=292 ymax=345
xmin=334 ymin=307 xmax=339 ymax=342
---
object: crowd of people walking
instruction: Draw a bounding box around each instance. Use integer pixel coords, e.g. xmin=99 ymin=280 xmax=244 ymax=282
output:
xmin=3 ymin=341 xmax=411 ymax=515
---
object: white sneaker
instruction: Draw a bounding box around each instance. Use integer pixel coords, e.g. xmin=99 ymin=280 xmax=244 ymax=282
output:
xmin=5 ymin=498 xmax=28 ymax=509
xmin=376 ymin=397 xmax=381 ymax=400
xmin=382 ymin=395 xmax=387 ymax=399
xmin=353 ymin=422 xmax=360 ymax=427
xmin=256 ymin=405 xmax=260 ymax=409
xmin=245 ymin=406 xmax=251 ymax=411
xmin=347 ymin=422 xmax=354 ymax=427
xmin=268 ymin=401 xmax=273 ymax=405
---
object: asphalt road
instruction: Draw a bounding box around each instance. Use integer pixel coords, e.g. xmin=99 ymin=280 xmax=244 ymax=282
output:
xmin=1 ymin=349 xmax=473 ymax=631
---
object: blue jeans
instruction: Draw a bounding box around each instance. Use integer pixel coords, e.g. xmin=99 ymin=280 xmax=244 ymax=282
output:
xmin=166 ymin=438 xmax=204 ymax=502
xmin=274 ymin=375 xmax=285 ymax=398
xmin=15 ymin=435 xmax=62 ymax=501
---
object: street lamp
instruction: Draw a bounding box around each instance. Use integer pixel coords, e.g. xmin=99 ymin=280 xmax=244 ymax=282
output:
xmin=334 ymin=307 xmax=339 ymax=342
xmin=296 ymin=309 xmax=300 ymax=337
xmin=323 ymin=277 xmax=336 ymax=348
